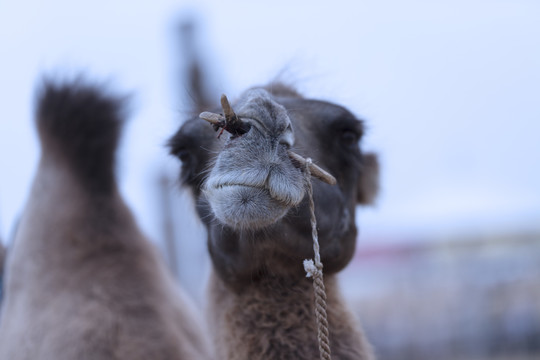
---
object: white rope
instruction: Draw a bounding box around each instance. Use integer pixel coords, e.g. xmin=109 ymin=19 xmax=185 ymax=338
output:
xmin=303 ymin=158 xmax=332 ymax=360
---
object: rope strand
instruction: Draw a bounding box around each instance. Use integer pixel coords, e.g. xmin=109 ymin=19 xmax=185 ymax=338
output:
xmin=303 ymin=158 xmax=332 ymax=360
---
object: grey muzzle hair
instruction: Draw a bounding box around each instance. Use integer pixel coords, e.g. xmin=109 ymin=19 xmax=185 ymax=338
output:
xmin=199 ymin=94 xmax=337 ymax=186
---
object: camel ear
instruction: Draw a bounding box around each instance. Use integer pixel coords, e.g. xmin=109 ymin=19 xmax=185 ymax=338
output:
xmin=357 ymin=152 xmax=380 ymax=205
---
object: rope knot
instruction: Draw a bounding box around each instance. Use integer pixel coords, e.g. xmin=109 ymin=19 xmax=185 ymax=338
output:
xmin=303 ymin=259 xmax=323 ymax=278
xmin=304 ymin=157 xmax=313 ymax=178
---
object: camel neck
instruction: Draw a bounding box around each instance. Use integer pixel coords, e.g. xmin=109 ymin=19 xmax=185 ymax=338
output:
xmin=207 ymin=270 xmax=374 ymax=360
xmin=10 ymin=157 xmax=137 ymax=270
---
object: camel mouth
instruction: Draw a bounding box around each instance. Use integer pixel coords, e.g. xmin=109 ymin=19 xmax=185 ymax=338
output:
xmin=214 ymin=183 xmax=263 ymax=191
xmin=204 ymin=183 xmax=292 ymax=230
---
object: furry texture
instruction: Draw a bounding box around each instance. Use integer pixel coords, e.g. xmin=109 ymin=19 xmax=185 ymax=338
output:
xmin=0 ymin=78 xmax=213 ymax=360
xmin=208 ymin=273 xmax=374 ymax=360
xmin=169 ymin=84 xmax=379 ymax=359
xmin=202 ymin=89 xmax=303 ymax=229
xmin=36 ymin=78 xmax=125 ymax=194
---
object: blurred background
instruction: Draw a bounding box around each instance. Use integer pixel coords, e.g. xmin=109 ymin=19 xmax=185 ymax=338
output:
xmin=0 ymin=1 xmax=539 ymax=359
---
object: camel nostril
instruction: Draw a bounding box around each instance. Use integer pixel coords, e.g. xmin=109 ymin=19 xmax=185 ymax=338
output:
xmin=199 ymin=94 xmax=253 ymax=139
xmin=236 ymin=121 xmax=252 ymax=136
xmin=228 ymin=122 xmax=252 ymax=141
xmin=279 ymin=129 xmax=294 ymax=148
xmin=279 ymin=139 xmax=291 ymax=148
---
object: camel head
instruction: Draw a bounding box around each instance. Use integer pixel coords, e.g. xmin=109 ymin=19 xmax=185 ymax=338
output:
xmin=169 ymin=85 xmax=379 ymax=287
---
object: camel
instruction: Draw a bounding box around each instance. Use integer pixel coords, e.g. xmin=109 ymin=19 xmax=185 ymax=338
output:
xmin=0 ymin=78 xmax=214 ymax=360
xmin=168 ymin=84 xmax=380 ymax=359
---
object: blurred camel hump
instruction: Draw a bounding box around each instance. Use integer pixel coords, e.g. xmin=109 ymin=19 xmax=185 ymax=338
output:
xmin=0 ymin=76 xmax=214 ymax=360
xmin=35 ymin=79 xmax=125 ymax=194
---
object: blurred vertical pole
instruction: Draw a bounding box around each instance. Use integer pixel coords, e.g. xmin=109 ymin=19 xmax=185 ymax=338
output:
xmin=177 ymin=17 xmax=216 ymax=114
xmin=0 ymin=242 xmax=4 ymax=300
xmin=0 ymin=195 xmax=3 ymax=244
xmin=0 ymin=197 xmax=4 ymax=301
xmin=157 ymin=13 xmax=220 ymax=300
xmin=158 ymin=174 xmax=179 ymax=278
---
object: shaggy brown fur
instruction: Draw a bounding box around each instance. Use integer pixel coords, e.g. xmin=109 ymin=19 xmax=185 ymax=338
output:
xmin=169 ymin=84 xmax=379 ymax=359
xmin=0 ymin=78 xmax=213 ymax=360
xmin=207 ymin=273 xmax=374 ymax=359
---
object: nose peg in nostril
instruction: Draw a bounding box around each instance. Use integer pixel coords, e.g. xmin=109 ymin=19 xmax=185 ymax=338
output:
xmin=199 ymin=94 xmax=250 ymax=138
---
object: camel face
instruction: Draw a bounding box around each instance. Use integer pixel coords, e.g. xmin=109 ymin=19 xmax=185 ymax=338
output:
xmin=203 ymin=89 xmax=305 ymax=230
xmin=169 ymin=85 xmax=378 ymax=284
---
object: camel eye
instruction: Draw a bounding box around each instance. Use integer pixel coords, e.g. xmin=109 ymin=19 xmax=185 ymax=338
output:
xmin=174 ymin=148 xmax=190 ymax=162
xmin=340 ymin=129 xmax=359 ymax=146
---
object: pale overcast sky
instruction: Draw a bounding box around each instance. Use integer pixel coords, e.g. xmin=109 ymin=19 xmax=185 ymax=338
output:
xmin=1 ymin=0 xmax=539 ymax=246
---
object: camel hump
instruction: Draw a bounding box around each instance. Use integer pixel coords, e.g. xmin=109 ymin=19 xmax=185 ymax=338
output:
xmin=35 ymin=77 xmax=128 ymax=194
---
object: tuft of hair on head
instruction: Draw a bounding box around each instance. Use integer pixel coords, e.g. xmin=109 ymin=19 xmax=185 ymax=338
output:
xmin=35 ymin=76 xmax=129 ymax=194
xmin=263 ymin=82 xmax=303 ymax=99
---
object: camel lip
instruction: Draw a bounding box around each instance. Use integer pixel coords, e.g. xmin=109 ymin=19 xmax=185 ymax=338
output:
xmin=205 ymin=182 xmax=291 ymax=230
xmin=206 ymin=183 xmax=296 ymax=208
xmin=212 ymin=183 xmax=265 ymax=191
